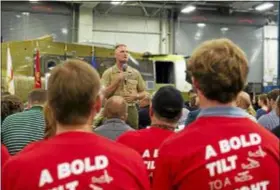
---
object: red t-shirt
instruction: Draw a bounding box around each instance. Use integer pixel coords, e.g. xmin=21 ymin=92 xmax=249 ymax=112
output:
xmin=1 ymin=144 xmax=10 ymax=168
xmin=2 ymin=131 xmax=150 ymax=190
xmin=117 ymin=127 xmax=174 ymax=181
xmin=153 ymin=117 xmax=280 ymax=190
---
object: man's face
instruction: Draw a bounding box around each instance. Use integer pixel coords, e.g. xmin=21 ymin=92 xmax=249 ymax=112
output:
xmin=115 ymin=45 xmax=129 ymax=63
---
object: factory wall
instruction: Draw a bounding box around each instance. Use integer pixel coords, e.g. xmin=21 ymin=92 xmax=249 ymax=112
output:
xmin=78 ymin=6 xmax=170 ymax=54
xmin=1 ymin=1 xmax=73 ymax=43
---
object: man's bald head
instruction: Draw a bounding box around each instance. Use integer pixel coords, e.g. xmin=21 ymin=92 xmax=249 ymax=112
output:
xmin=236 ymin=91 xmax=251 ymax=109
xmin=104 ymin=96 xmax=128 ymax=121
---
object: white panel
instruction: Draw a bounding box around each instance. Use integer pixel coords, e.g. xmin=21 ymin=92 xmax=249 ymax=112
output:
xmin=174 ymin=59 xmax=192 ymax=92
xmin=93 ymin=16 xmax=159 ymax=33
xmin=78 ymin=7 xmax=93 ymax=42
xmin=264 ymin=25 xmax=278 ymax=38
xmin=263 ymin=25 xmax=278 ymax=85
xmin=92 ymin=31 xmax=159 ymax=53
xmin=263 ymin=39 xmax=278 ymax=84
xmin=91 ymin=15 xmax=161 ymax=53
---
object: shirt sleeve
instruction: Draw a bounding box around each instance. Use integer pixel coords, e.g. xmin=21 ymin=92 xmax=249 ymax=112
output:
xmin=2 ymin=158 xmax=21 ymax=190
xmin=152 ymin=146 xmax=173 ymax=190
xmin=1 ymin=144 xmax=10 ymax=167
xmin=101 ymin=69 xmax=111 ymax=87
xmin=258 ymin=115 xmax=269 ymax=129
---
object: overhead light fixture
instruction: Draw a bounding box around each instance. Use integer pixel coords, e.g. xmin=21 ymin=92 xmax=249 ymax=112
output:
xmin=221 ymin=27 xmax=229 ymax=32
xmin=197 ymin=23 xmax=206 ymax=28
xmin=255 ymin=2 xmax=274 ymax=11
xmin=61 ymin=28 xmax=68 ymax=34
xmin=181 ymin=5 xmax=196 ymax=13
xmin=22 ymin=12 xmax=30 ymax=16
xmin=16 ymin=15 xmax=21 ymax=18
xmin=111 ymin=0 xmax=122 ymax=5
xmin=29 ymin=0 xmax=38 ymax=2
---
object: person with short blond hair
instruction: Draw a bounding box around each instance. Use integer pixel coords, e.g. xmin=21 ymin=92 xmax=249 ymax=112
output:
xmin=153 ymin=39 xmax=279 ymax=190
xmin=3 ymin=59 xmax=150 ymax=190
xmin=236 ymin=91 xmax=257 ymax=121
xmin=95 ymin=96 xmax=134 ymax=140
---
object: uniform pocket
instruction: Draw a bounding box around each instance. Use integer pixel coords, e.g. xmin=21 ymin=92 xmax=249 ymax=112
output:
xmin=127 ymin=79 xmax=137 ymax=89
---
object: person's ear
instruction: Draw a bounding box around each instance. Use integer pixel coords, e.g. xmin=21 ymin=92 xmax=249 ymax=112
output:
xmin=192 ymin=77 xmax=200 ymax=91
xmin=149 ymin=104 xmax=153 ymax=118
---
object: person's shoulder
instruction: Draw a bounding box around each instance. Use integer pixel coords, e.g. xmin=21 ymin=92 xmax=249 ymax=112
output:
xmin=258 ymin=113 xmax=269 ymax=123
xmin=100 ymin=134 xmax=142 ymax=159
xmin=160 ymin=122 xmax=202 ymax=153
xmin=128 ymin=66 xmax=141 ymax=75
xmin=101 ymin=66 xmax=114 ymax=76
xmin=124 ymin=124 xmax=135 ymax=131
xmin=117 ymin=129 xmax=141 ymax=141
xmin=94 ymin=124 xmax=106 ymax=132
xmin=2 ymin=111 xmax=24 ymax=122
xmin=3 ymin=140 xmax=45 ymax=170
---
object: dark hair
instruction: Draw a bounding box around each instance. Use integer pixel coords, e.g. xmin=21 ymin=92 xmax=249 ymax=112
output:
xmin=1 ymin=95 xmax=24 ymax=123
xmin=152 ymin=86 xmax=183 ymax=123
xmin=48 ymin=59 xmax=101 ymax=125
xmin=28 ymin=89 xmax=47 ymax=105
xmin=267 ymin=89 xmax=280 ymax=101
xmin=189 ymin=39 xmax=249 ymax=103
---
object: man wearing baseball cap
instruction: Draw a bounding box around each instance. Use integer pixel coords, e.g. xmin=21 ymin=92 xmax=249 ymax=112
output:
xmin=117 ymin=86 xmax=184 ymax=184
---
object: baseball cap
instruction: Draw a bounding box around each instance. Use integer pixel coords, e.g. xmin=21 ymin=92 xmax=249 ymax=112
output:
xmin=152 ymin=86 xmax=184 ymax=119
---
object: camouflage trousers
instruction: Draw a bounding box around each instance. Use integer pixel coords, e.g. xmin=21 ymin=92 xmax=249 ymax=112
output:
xmin=127 ymin=105 xmax=139 ymax=130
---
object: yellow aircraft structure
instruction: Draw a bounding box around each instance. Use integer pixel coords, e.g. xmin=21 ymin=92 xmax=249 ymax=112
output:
xmin=1 ymin=35 xmax=191 ymax=101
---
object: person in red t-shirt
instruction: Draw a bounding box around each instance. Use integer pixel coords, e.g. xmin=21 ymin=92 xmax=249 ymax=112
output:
xmin=117 ymin=86 xmax=184 ymax=183
xmin=2 ymin=60 xmax=150 ymax=190
xmin=153 ymin=39 xmax=280 ymax=190
xmin=1 ymin=144 xmax=10 ymax=168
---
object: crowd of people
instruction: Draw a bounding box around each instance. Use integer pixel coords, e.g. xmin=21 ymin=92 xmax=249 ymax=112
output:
xmin=1 ymin=39 xmax=279 ymax=190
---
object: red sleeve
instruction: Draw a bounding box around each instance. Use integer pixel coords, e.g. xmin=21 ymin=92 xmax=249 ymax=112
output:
xmin=2 ymin=157 xmax=21 ymax=190
xmin=1 ymin=144 xmax=10 ymax=167
xmin=152 ymin=146 xmax=173 ymax=190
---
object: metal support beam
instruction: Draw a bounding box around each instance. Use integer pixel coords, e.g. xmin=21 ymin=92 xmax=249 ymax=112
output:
xmin=138 ymin=1 xmax=149 ymax=17
xmin=151 ymin=2 xmax=167 ymax=17
xmin=92 ymin=29 xmax=160 ymax=35
xmin=123 ymin=2 xmax=173 ymax=9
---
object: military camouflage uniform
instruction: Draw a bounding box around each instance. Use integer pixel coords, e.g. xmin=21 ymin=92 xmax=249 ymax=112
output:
xmin=101 ymin=64 xmax=146 ymax=129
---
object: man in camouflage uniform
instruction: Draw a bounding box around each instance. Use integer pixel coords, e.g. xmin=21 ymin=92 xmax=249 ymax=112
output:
xmin=101 ymin=44 xmax=146 ymax=129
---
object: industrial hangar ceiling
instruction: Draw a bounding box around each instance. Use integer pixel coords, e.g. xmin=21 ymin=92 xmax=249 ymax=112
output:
xmin=74 ymin=1 xmax=278 ymax=17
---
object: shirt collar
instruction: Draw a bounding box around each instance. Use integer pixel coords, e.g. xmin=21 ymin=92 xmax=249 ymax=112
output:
xmin=104 ymin=118 xmax=125 ymax=124
xmin=112 ymin=64 xmax=133 ymax=74
xmin=197 ymin=106 xmax=249 ymax=118
xmin=28 ymin=105 xmax=43 ymax=111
